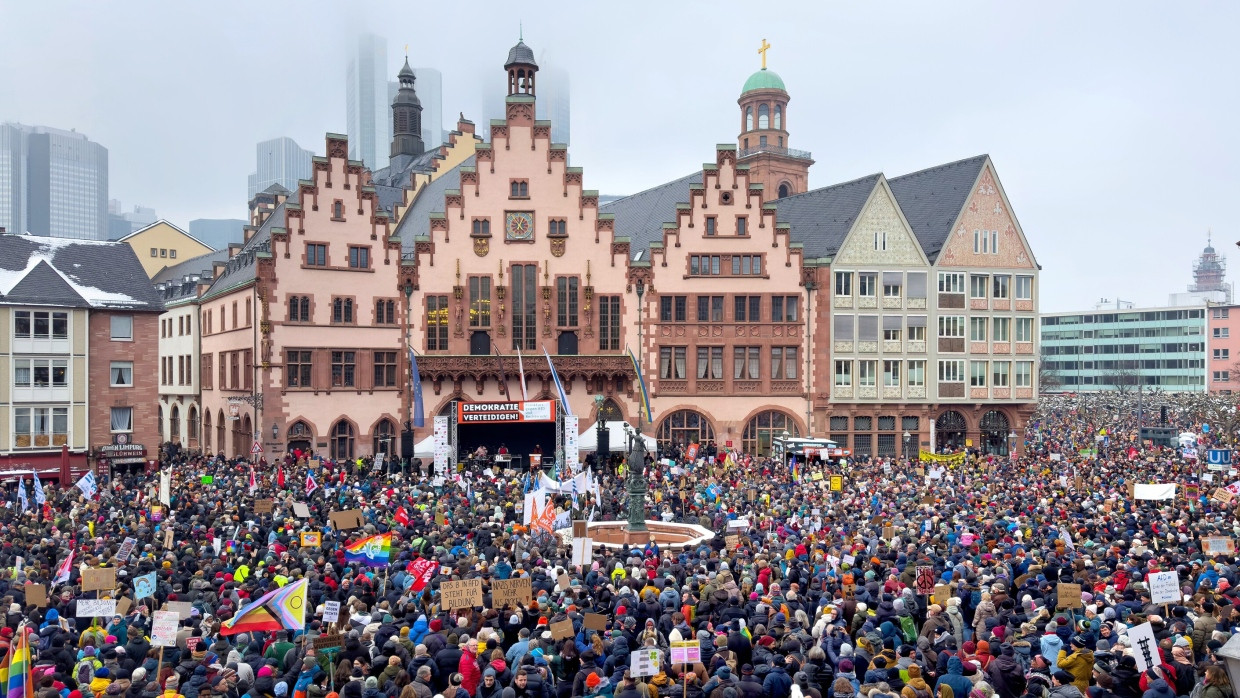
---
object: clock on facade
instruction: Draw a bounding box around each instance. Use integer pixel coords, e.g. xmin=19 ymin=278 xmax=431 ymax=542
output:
xmin=505 ymin=211 xmax=535 ymax=241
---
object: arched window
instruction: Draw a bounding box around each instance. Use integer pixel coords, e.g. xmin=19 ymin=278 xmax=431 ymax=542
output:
xmin=935 ymin=410 xmax=968 ymax=451
xmin=758 ymin=104 xmax=770 ymax=129
xmin=157 ymin=405 xmax=165 ymax=439
xmin=745 ymin=106 xmax=753 ymax=132
xmin=188 ymin=405 xmax=199 ymax=447
xmin=774 ymin=104 xmax=782 ymax=130
xmin=331 ymin=420 xmax=355 ymax=460
xmin=743 ymin=410 xmax=800 ymax=457
xmin=216 ymin=410 xmax=226 ymax=453
xmin=170 ymin=405 xmax=181 ymax=443
xmin=597 ymin=398 xmax=623 ymax=423
xmin=203 ymin=409 xmax=212 ymax=450
xmin=373 ymin=419 xmax=396 ymax=455
xmin=980 ymin=410 xmax=1012 ymax=456
xmin=656 ymin=410 xmax=715 ymax=454
xmin=778 ymin=183 xmax=790 ymax=199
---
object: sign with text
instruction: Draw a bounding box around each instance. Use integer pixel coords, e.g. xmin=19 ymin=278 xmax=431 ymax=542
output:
xmin=550 ymin=619 xmax=575 ymax=640
xmin=313 ymin=634 xmax=344 ymax=651
xmin=166 ymin=601 xmax=194 ymax=619
xmin=254 ymin=499 xmax=274 ymax=514
xmin=439 ymin=579 xmax=483 ymax=609
xmin=915 ymin=566 xmax=935 ymax=595
xmin=630 ymin=649 xmax=661 ymax=678
xmin=1203 ymin=537 xmax=1236 ymax=555
xmin=323 ymin=600 xmax=341 ymax=623
xmin=1057 ymin=583 xmax=1082 ymax=609
xmin=669 ymin=640 xmax=701 ymax=665
xmin=1147 ymin=571 xmax=1180 ymax=605
xmin=151 ymin=610 xmax=179 ymax=647
xmin=457 ymin=400 xmax=556 ymax=424
xmin=82 ymin=567 xmax=116 ymax=592
xmin=491 ymin=578 xmax=532 ymax=607
xmin=77 ymin=599 xmax=117 ymax=617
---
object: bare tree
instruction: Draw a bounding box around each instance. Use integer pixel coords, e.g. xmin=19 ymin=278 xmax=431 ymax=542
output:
xmin=1037 ymin=359 xmax=1060 ymax=392
xmin=1103 ymin=361 xmax=1139 ymax=394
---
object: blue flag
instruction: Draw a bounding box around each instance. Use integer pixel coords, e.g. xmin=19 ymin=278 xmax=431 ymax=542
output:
xmin=17 ymin=479 xmax=28 ymax=513
xmin=32 ymin=472 xmax=45 ymax=505
xmin=543 ymin=347 xmax=573 ymax=416
xmin=409 ymin=348 xmax=425 ymax=428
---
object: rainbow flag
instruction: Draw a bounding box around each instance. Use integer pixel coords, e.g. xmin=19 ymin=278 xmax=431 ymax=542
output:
xmin=344 ymin=532 xmax=392 ymax=567
xmin=6 ymin=625 xmax=32 ymax=698
xmin=626 ymin=346 xmax=653 ymax=423
xmin=219 ymin=578 xmax=308 ymax=636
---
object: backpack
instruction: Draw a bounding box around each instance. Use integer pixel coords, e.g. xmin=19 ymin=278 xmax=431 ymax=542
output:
xmin=898 ymin=615 xmax=917 ymax=644
xmin=75 ymin=658 xmax=100 ymax=688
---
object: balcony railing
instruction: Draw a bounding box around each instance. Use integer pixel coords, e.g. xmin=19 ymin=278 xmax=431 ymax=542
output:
xmin=737 ymin=145 xmax=813 ymax=160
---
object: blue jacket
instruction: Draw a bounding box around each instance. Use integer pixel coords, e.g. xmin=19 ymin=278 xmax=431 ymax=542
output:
xmin=935 ymin=657 xmax=974 ymax=698
xmin=762 ymin=667 xmax=792 ymax=698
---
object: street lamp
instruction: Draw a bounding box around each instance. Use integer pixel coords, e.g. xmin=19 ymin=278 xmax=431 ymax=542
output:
xmin=634 ymin=279 xmax=646 ymax=433
xmin=593 ymin=394 xmax=607 ymax=466
xmin=1008 ymin=430 xmax=1017 ymax=457
xmin=903 ymin=431 xmax=911 ymax=460
xmin=271 ymin=422 xmax=278 ymax=440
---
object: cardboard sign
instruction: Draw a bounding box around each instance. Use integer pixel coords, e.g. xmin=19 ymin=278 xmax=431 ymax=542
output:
xmin=151 ymin=610 xmax=179 ymax=647
xmin=166 ymin=601 xmax=194 ymax=619
xmin=25 ymin=584 xmax=46 ymax=608
xmin=584 ymin=613 xmax=608 ymax=631
xmin=1210 ymin=488 xmax=1234 ymax=505
xmin=440 ymin=579 xmax=483 ymax=609
xmin=550 ymin=619 xmax=575 ymax=640
xmin=1148 ymin=571 xmax=1180 ymax=605
xmin=491 ymin=578 xmax=532 ymax=607
xmin=313 ymin=634 xmax=344 ymax=651
xmin=1203 ymin=537 xmax=1236 ymax=555
xmin=1057 ymin=583 xmax=1082 ymax=609
xmin=933 ymin=584 xmax=953 ymax=606
xmin=82 ymin=567 xmax=117 ymax=592
xmin=1014 ymin=574 xmax=1031 ymax=588
xmin=323 ymin=600 xmax=341 ymax=623
xmin=557 ymin=573 xmax=572 ymax=590
xmin=572 ymin=520 xmax=588 ymax=538
xmin=842 ymin=583 xmax=856 ymax=598
xmin=163 ymin=528 xmax=174 ymax=549
xmin=329 ymin=510 xmax=364 ymax=530
xmin=882 ymin=526 xmax=895 ymax=540
xmin=116 ymin=597 xmax=132 ymax=616
xmin=300 ymin=531 xmax=322 ymax=547
xmin=724 ymin=535 xmax=740 ymax=550
xmin=670 ymin=640 xmax=701 ymax=665
xmin=292 ymin=502 xmax=311 ymax=518
xmin=915 ymin=467 xmax=925 ymax=476
xmin=254 ymin=499 xmax=274 ymax=514
xmin=77 ymin=599 xmax=117 ymax=617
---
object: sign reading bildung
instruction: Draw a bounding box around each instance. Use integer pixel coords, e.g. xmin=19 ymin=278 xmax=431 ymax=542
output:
xmin=439 ymin=579 xmax=483 ymax=609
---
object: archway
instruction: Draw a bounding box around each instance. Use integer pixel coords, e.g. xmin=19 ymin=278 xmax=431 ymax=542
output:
xmin=238 ymin=414 xmax=252 ymax=457
xmin=203 ymin=409 xmax=212 ymax=451
xmin=980 ymin=410 xmax=1011 ymax=456
xmin=655 ymin=410 xmax=715 ymax=457
xmin=935 ymin=410 xmax=967 ymax=451
xmin=743 ymin=410 xmax=800 ymax=457
xmin=373 ymin=419 xmax=396 ymax=456
xmin=287 ymin=421 xmax=313 ymax=457
xmin=331 ymin=420 xmax=355 ymax=461
xmin=597 ymin=399 xmax=623 ymax=423
xmin=169 ymin=405 xmax=181 ymax=444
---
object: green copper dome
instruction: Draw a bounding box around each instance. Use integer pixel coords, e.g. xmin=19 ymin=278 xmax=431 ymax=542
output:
xmin=741 ymin=68 xmax=786 ymax=94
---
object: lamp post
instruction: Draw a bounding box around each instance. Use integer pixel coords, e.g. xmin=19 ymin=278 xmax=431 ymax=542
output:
xmin=634 ymin=278 xmax=646 ymax=434
xmin=903 ymin=431 xmax=911 ymax=461
xmin=403 ymin=278 xmax=415 ymax=470
xmin=594 ymin=394 xmax=607 ymax=467
xmin=1008 ymin=430 xmax=1017 ymax=458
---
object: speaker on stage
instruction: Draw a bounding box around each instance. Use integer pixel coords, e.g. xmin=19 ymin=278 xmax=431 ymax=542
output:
xmin=401 ymin=423 xmax=414 ymax=462
xmin=597 ymin=427 xmax=610 ymax=463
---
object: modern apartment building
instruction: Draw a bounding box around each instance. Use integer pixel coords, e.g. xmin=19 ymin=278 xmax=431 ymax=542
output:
xmin=1207 ymin=303 xmax=1240 ymax=394
xmin=0 ymin=123 xmax=109 ymax=240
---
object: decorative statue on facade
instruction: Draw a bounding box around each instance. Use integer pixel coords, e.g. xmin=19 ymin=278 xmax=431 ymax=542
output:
xmin=624 ymin=423 xmax=648 ymax=531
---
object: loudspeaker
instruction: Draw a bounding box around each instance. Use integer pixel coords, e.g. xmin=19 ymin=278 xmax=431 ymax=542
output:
xmin=598 ymin=427 xmax=610 ymax=461
xmin=401 ymin=428 xmax=415 ymax=461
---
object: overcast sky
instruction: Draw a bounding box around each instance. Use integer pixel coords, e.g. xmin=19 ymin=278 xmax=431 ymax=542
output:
xmin=2 ymin=1 xmax=1236 ymax=312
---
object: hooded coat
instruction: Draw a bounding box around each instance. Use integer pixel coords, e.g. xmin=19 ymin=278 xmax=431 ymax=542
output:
xmin=934 ymin=657 xmax=973 ymax=698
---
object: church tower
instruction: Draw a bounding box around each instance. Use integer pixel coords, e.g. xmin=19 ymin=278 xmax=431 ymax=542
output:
xmin=505 ymin=39 xmax=538 ymax=98
xmin=737 ymin=40 xmax=813 ymax=199
xmin=390 ymin=58 xmax=424 ymax=158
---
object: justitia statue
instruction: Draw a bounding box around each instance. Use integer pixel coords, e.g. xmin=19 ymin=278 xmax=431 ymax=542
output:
xmin=624 ymin=424 xmax=648 ymax=532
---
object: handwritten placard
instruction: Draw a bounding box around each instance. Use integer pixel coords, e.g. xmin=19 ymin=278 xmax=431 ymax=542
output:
xmin=550 ymin=619 xmax=575 ymax=640
xmin=491 ymin=578 xmax=532 ymax=607
xmin=77 ymin=599 xmax=117 ymax=617
xmin=1057 ymin=583 xmax=1082 ymax=609
xmin=254 ymin=499 xmax=274 ymax=514
xmin=440 ymin=579 xmax=483 ymax=609
xmin=82 ymin=567 xmax=116 ymax=592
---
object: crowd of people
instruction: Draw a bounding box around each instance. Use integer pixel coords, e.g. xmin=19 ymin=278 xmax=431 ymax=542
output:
xmin=1 ymin=391 xmax=1238 ymax=698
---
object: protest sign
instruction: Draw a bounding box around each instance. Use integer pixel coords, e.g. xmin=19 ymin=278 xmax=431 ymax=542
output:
xmin=116 ymin=537 xmax=137 ymax=563
xmin=323 ymin=600 xmax=341 ymax=623
xmin=584 ymin=613 xmax=608 ymax=631
xmin=1147 ymin=571 xmax=1180 ymax=605
xmin=630 ymin=649 xmax=661 ymax=677
xmin=491 ymin=578 xmax=532 ymax=607
xmin=77 ymin=599 xmax=117 ymax=617
xmin=440 ymin=579 xmax=483 ymax=609
xmin=151 ymin=610 xmax=179 ymax=647
xmin=1203 ymin=537 xmax=1235 ymax=555
xmin=313 ymin=634 xmax=345 ymax=651
xmin=292 ymin=502 xmax=311 ymax=518
xmin=254 ymin=499 xmax=274 ymax=514
xmin=82 ymin=568 xmax=116 ymax=592
xmin=915 ymin=566 xmax=935 ymax=595
xmin=164 ymin=528 xmax=174 ymax=549
xmin=933 ymin=584 xmax=953 ymax=606
xmin=300 ymin=531 xmax=322 ymax=547
xmin=166 ymin=601 xmax=194 ymax=619
xmin=329 ymin=510 xmax=365 ymax=530
xmin=670 ymin=640 xmax=701 ymax=665
xmin=116 ymin=597 xmax=131 ymax=616
xmin=1057 ymin=583 xmax=1082 ymax=608
xmin=1126 ymin=622 xmax=1162 ymax=672
xmin=557 ymin=573 xmax=572 ymax=590
xmin=550 ymin=619 xmax=575 ymax=640
xmin=26 ymin=584 xmax=46 ymax=608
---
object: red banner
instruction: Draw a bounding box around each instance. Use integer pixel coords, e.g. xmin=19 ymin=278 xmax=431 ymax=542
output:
xmin=408 ymin=558 xmax=439 ymax=593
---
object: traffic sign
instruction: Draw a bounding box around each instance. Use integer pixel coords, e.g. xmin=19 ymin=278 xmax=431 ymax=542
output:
xmin=1207 ymin=449 xmax=1232 ymax=470
xmin=251 ymin=440 xmax=264 ymax=455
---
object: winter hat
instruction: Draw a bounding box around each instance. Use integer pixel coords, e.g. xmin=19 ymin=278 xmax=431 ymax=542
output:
xmin=907 ymin=666 xmax=922 ymax=679
xmin=258 ymin=667 xmax=274 ymax=678
xmin=365 ymin=678 xmax=378 ymax=690
xmin=1052 ymin=671 xmax=1074 ymax=685
xmin=585 ymin=673 xmax=601 ymax=689
xmin=1070 ymin=635 xmax=1086 ymax=648
xmin=275 ymin=683 xmax=288 ymax=697
xmin=838 ymin=660 xmax=854 ymax=673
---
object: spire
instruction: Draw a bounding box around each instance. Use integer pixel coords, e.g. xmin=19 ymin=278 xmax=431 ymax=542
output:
xmin=390 ymin=58 xmax=424 ymax=158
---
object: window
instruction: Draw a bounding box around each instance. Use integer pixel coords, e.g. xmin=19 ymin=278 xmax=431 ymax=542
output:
xmin=158 ymin=248 xmax=167 ymax=258
xmin=1016 ymin=276 xmax=1033 ymax=300
xmin=1214 ymin=327 xmax=1230 ymax=339
xmin=512 ymin=264 xmax=537 ymax=350
xmin=110 ymin=315 xmax=133 ymax=340
xmin=1015 ymin=361 xmax=1032 ymax=388
xmin=469 ymin=276 xmax=491 ymax=327
xmin=374 ymin=351 xmax=397 ymax=387
xmin=970 ymin=361 xmax=988 ymax=387
xmin=110 ymin=361 xmax=133 ymax=387
xmin=659 ymin=346 xmax=687 ymax=379
xmin=938 ymin=360 xmax=965 ymax=382
xmin=774 ymin=104 xmax=782 ymax=129
xmin=907 ymin=360 xmax=926 ymax=387
xmin=548 ymin=219 xmax=567 ymax=236
xmin=660 ymin=295 xmax=687 ymax=322
xmin=993 ymin=275 xmax=1010 ymax=299
xmin=331 ymin=298 xmax=354 ymax=324
xmin=745 ymin=106 xmax=753 ymax=131
xmin=150 ymin=247 xmax=158 ymax=257
xmin=907 ymin=317 xmax=926 ymax=342
xmin=873 ymin=231 xmax=887 ymax=251
xmin=348 ymin=246 xmax=370 ymax=269
xmin=883 ymin=316 xmax=901 ymax=341
xmin=332 ymin=201 xmax=344 ymax=219
xmin=705 ymin=217 xmax=716 ymax=236
xmin=883 ymin=360 xmax=901 ymax=387
xmin=13 ymin=407 xmax=68 ymax=448
xmin=110 ymin=407 xmax=133 ymax=432
xmin=731 ymin=255 xmax=763 ymax=275
xmin=201 ymin=354 xmax=212 ymax=389
xmin=697 ymin=296 xmax=724 ymax=322
xmin=938 ymin=315 xmax=965 ymax=338
xmin=427 ymin=296 xmax=449 ymax=350
xmin=992 ymin=319 xmax=1011 ymax=344
xmin=771 ymin=296 xmax=799 ymax=322
xmin=331 ymin=421 xmax=355 ymax=460
xmin=734 ymin=296 xmax=761 ymax=322
xmin=736 ymin=217 xmax=747 ymax=236
xmin=733 ymin=347 xmax=761 ymax=380
xmin=306 ymin=244 xmax=327 ymax=266
xmin=510 ymin=180 xmax=529 ymax=198
xmin=1215 ymin=371 xmax=1230 ymax=382
xmin=858 ymin=360 xmax=877 ymax=387
xmin=758 ymin=103 xmax=769 ymax=129
xmin=992 ymin=361 xmax=1010 ymax=387
xmin=973 ymin=229 xmax=999 ymax=254
xmin=170 ymin=249 xmax=176 ymax=259
xmin=857 ymin=273 xmax=877 ymax=297
xmin=689 ymin=255 xmax=722 ymax=276
xmin=1016 ymin=317 xmax=1033 ymax=342
xmin=288 ymin=296 xmax=310 ymax=322
xmin=771 ymin=347 xmax=798 ymax=380
xmin=938 ymin=272 xmax=965 ymax=294
xmin=1214 ymin=307 xmax=1231 ymax=319
xmin=697 ymin=347 xmax=724 ymax=379
xmin=375 ymin=299 xmax=396 ymax=325
xmin=834 ymin=360 xmax=852 ymax=387
xmin=883 ymin=277 xmax=901 ymax=298
xmin=970 ymin=274 xmax=989 ymax=298
xmin=330 ymin=351 xmax=356 ymax=387
xmin=287 ymin=351 xmax=312 ymax=387
xmin=1215 ymin=348 xmax=1231 ymax=360
xmin=556 ymin=277 xmax=579 ymax=326
xmin=970 ymin=317 xmax=988 ymax=342
xmin=472 ymin=219 xmax=491 ymax=236
xmin=835 ymin=272 xmax=852 ymax=296
xmin=598 ymin=295 xmax=621 ymax=351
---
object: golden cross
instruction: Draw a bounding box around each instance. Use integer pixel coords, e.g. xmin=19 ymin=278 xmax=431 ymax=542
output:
xmin=758 ymin=38 xmax=771 ymax=69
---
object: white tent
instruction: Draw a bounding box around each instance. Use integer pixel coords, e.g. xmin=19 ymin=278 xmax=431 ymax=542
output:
xmin=414 ymin=434 xmax=437 ymax=459
xmin=577 ymin=420 xmax=656 ymax=452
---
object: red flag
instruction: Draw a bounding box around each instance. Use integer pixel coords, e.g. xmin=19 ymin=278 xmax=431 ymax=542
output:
xmin=277 ymin=466 xmax=285 ymax=489
xmin=407 ymin=559 xmax=438 ymax=592
xmin=394 ymin=508 xmax=410 ymax=526
xmin=305 ymin=473 xmax=318 ymax=496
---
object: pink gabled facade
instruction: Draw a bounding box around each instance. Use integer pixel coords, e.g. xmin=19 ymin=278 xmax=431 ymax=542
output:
xmin=1208 ymin=304 xmax=1240 ymax=394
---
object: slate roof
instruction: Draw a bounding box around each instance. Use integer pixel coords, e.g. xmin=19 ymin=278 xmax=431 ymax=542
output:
xmin=199 ymin=199 xmax=287 ymax=301
xmin=0 ymin=235 xmax=164 ymax=310
xmin=153 ymin=248 xmax=230 ymax=304
xmin=598 ymin=172 xmax=702 ymax=260
xmin=371 ymin=149 xmax=442 ymax=215
xmin=393 ymin=155 xmax=475 ymax=248
xmin=770 ymin=174 xmax=883 ymax=258
xmin=887 ymin=155 xmax=988 ymax=263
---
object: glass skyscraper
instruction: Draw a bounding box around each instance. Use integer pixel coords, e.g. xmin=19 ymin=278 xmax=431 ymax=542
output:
xmin=346 ymin=33 xmax=391 ymax=173
xmin=247 ymin=137 xmax=314 ymax=201
xmin=0 ymin=123 xmax=108 ymax=240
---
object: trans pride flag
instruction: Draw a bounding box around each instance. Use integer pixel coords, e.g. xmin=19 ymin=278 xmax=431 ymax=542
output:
xmin=219 ymin=578 xmax=308 ymax=636
xmin=344 ymin=532 xmax=392 ymax=567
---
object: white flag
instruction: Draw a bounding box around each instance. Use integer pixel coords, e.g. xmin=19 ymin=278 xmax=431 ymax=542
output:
xmin=160 ymin=469 xmax=171 ymax=506
xmin=516 ymin=347 xmax=529 ymax=401
xmin=33 ymin=472 xmax=46 ymax=505
xmin=76 ymin=471 xmax=98 ymax=499
xmin=17 ymin=480 xmax=28 ymax=513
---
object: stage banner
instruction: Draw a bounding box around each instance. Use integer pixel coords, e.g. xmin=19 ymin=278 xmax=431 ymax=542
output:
xmin=433 ymin=416 xmax=449 ymax=475
xmin=919 ymin=450 xmax=966 ymax=465
xmin=564 ymin=415 xmax=580 ymax=473
xmin=457 ymin=400 xmax=556 ymax=423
